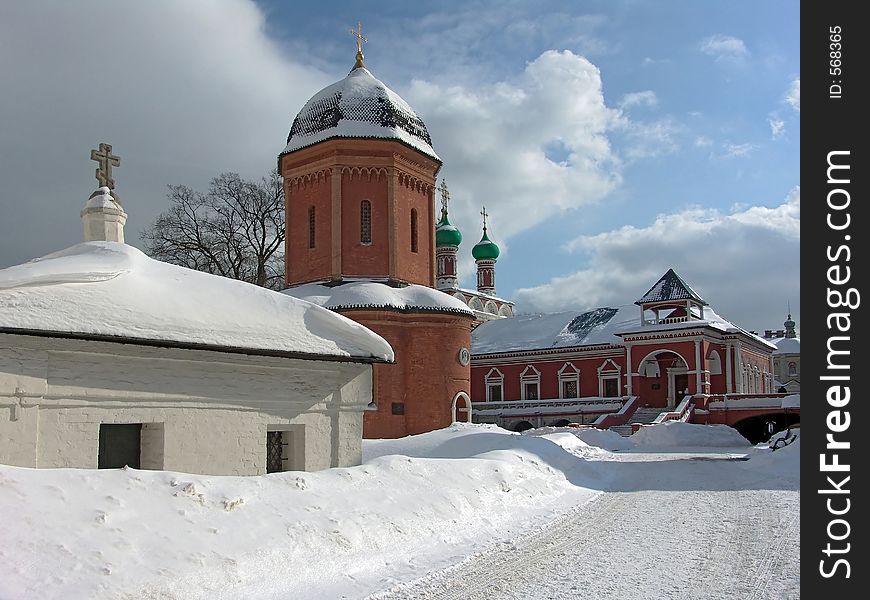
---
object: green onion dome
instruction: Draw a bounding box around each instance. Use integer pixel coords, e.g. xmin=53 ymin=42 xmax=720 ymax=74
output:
xmin=472 ymin=229 xmax=500 ymax=260
xmin=435 ymin=214 xmax=463 ymax=247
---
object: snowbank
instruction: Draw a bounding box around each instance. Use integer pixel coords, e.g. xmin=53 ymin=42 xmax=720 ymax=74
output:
xmin=631 ymin=422 xmax=751 ymax=448
xmin=741 ymin=436 xmax=800 ymax=477
xmin=522 ymin=426 xmax=634 ymax=452
xmin=0 ymin=424 xmax=597 ymax=600
xmin=0 ymin=242 xmax=393 ymax=361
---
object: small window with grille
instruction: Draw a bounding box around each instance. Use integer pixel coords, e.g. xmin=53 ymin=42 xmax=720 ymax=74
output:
xmin=360 ymin=200 xmax=372 ymax=244
xmin=410 ymin=208 xmax=418 ymax=253
xmin=308 ymin=206 xmax=316 ymax=249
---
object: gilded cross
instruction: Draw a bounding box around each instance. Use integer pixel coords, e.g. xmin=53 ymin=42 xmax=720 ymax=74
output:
xmin=480 ymin=206 xmax=489 ymax=230
xmin=439 ymin=179 xmax=450 ymax=214
xmin=349 ymin=20 xmax=367 ymax=53
xmin=90 ymin=143 xmax=120 ymax=189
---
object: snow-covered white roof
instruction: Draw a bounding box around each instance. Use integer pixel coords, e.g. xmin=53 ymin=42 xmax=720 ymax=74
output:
xmin=281 ymin=66 xmax=439 ymax=162
xmin=283 ymin=281 xmax=474 ymax=315
xmin=768 ymin=336 xmax=800 ymax=355
xmin=0 ymin=242 xmax=393 ymax=362
xmin=472 ymin=304 xmax=772 ymax=355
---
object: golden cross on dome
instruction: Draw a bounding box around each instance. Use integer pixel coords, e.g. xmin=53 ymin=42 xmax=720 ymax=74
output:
xmin=480 ymin=206 xmax=489 ymax=230
xmin=439 ymin=179 xmax=450 ymax=215
xmin=349 ymin=20 xmax=368 ymax=68
xmin=349 ymin=20 xmax=367 ymax=53
xmin=90 ymin=142 xmax=120 ymax=189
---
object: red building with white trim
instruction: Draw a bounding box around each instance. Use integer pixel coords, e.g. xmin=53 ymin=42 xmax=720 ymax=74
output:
xmin=470 ymin=269 xmax=778 ymax=433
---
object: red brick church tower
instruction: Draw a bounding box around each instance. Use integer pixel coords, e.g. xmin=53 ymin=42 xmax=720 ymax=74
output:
xmin=280 ymin=31 xmax=474 ymax=438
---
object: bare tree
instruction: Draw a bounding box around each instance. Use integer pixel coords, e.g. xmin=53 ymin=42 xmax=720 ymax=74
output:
xmin=142 ymin=170 xmax=285 ymax=289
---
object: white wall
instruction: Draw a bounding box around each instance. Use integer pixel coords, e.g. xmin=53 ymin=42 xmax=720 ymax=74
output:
xmin=0 ymin=334 xmax=372 ymax=475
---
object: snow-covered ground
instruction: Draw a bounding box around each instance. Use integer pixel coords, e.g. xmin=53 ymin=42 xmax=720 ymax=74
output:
xmin=0 ymin=423 xmax=799 ymax=599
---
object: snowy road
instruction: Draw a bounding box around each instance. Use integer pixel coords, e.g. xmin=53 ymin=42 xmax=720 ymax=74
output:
xmin=371 ymin=452 xmax=800 ymax=600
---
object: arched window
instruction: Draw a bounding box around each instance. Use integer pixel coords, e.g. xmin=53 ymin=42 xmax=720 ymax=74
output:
xmin=360 ymin=200 xmax=372 ymax=244
xmin=410 ymin=209 xmax=419 ymax=253
xmin=788 ymin=361 xmax=797 ymax=376
xmin=308 ymin=206 xmax=316 ymax=249
xmin=707 ymin=350 xmax=722 ymax=375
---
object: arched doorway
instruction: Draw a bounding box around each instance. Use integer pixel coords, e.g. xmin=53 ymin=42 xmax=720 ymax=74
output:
xmin=451 ymin=391 xmax=472 ymax=423
xmin=513 ymin=420 xmax=534 ymax=432
xmin=637 ymin=349 xmax=690 ymax=409
xmin=553 ymin=419 xmax=572 ymax=428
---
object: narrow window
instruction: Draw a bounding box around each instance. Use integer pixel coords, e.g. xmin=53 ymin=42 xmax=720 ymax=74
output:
xmin=410 ymin=208 xmax=418 ymax=253
xmin=308 ymin=206 xmax=316 ymax=249
xmin=524 ymin=382 xmax=539 ymax=400
xmin=788 ymin=362 xmax=797 ymax=376
xmin=266 ymin=430 xmax=285 ymax=473
xmin=562 ymin=380 xmax=578 ymax=399
xmin=488 ymin=384 xmax=502 ymax=402
xmin=360 ymin=200 xmax=372 ymax=244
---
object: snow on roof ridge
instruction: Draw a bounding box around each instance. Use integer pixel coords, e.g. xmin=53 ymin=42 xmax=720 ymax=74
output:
xmin=283 ymin=281 xmax=474 ymax=316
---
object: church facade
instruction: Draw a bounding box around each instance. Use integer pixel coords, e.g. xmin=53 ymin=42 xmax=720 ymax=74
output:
xmin=279 ymin=48 xmax=475 ymax=439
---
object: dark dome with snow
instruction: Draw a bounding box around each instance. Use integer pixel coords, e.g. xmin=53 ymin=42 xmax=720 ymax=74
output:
xmin=281 ymin=66 xmax=439 ymax=161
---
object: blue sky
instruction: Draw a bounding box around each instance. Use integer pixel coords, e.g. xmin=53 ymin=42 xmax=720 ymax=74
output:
xmin=0 ymin=1 xmax=799 ymax=332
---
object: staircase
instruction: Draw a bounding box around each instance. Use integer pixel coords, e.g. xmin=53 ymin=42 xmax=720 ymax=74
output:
xmin=608 ymin=406 xmax=665 ymax=437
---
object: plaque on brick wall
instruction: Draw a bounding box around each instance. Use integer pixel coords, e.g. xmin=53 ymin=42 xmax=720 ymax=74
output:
xmin=457 ymin=347 xmax=470 ymax=366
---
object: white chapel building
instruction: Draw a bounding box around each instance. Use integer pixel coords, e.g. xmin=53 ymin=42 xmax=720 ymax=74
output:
xmin=0 ymin=172 xmax=393 ymax=476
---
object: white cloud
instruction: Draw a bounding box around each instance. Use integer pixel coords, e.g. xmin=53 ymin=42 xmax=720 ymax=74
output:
xmin=694 ymin=136 xmax=713 ymax=147
xmin=785 ymin=78 xmax=800 ymax=111
xmin=768 ymin=117 xmax=786 ymax=139
xmin=407 ymin=50 xmax=622 ymax=259
xmin=515 ymin=188 xmax=800 ymax=332
xmin=0 ymin=0 xmax=329 ymax=267
xmin=619 ymin=91 xmax=658 ymax=109
xmin=722 ymin=142 xmax=757 ymax=158
xmin=700 ymin=34 xmax=750 ymax=64
xmin=611 ymin=117 xmax=682 ymax=160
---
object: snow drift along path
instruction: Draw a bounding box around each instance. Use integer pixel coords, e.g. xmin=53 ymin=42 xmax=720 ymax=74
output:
xmin=371 ymin=439 xmax=800 ymax=600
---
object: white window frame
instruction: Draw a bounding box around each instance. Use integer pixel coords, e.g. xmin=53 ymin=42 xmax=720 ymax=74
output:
xmin=558 ymin=363 xmax=580 ymax=399
xmin=597 ymin=358 xmax=622 ymax=398
xmin=485 ymin=368 xmax=504 ymax=402
xmin=520 ymin=365 xmax=541 ymax=401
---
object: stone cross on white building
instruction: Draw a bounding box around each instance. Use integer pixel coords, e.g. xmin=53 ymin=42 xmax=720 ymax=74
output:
xmin=81 ymin=142 xmax=127 ymax=243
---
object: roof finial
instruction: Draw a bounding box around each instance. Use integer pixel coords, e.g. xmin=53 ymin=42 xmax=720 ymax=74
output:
xmin=480 ymin=206 xmax=489 ymax=232
xmin=349 ymin=20 xmax=367 ymax=69
xmin=439 ymin=179 xmax=450 ymax=219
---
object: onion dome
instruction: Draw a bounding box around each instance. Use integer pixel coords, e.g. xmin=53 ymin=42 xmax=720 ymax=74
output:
xmin=280 ymin=64 xmax=439 ymax=161
xmin=784 ymin=313 xmax=797 ymax=338
xmin=472 ymin=228 xmax=500 ymax=260
xmin=436 ymin=213 xmax=462 ymax=247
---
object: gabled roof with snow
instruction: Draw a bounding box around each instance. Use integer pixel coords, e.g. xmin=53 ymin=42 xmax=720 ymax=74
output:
xmin=0 ymin=242 xmax=393 ymax=362
xmin=635 ymin=269 xmax=707 ymax=306
xmin=472 ymin=303 xmax=772 ymax=355
xmin=281 ymin=66 xmax=439 ymax=162
xmin=283 ymin=281 xmax=474 ymax=316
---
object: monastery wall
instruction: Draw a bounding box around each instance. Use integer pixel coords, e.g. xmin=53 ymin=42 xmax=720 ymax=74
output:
xmin=0 ymin=334 xmax=372 ymax=475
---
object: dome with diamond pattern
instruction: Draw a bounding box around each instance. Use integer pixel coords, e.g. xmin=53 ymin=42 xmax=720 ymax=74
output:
xmin=281 ymin=65 xmax=439 ymax=161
